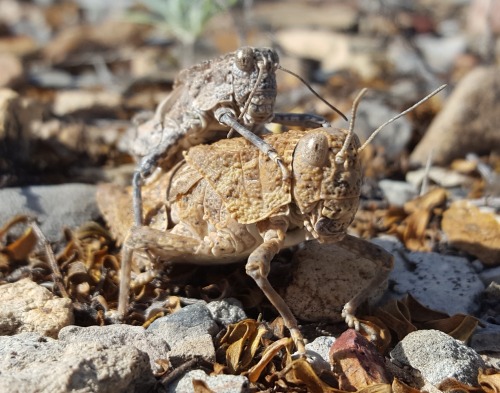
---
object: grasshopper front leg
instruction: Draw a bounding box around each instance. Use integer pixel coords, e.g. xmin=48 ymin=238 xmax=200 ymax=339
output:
xmin=339 ymin=235 xmax=394 ymax=335
xmin=245 ymin=217 xmax=306 ymax=355
xmin=215 ymin=108 xmax=290 ymax=181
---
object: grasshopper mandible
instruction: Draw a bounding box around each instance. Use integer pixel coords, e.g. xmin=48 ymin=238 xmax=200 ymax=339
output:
xmin=100 ymin=85 xmax=445 ymax=354
xmin=128 ymin=47 xmax=347 ymax=227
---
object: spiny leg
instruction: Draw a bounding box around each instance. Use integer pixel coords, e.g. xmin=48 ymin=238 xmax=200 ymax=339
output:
xmin=339 ymin=235 xmax=394 ymax=338
xmin=118 ymin=226 xmax=207 ymax=317
xmin=245 ymin=219 xmax=305 ymax=355
xmin=216 ymin=109 xmax=290 ymax=181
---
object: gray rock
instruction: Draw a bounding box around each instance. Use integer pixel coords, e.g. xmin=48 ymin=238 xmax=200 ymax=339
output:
xmin=206 ymin=298 xmax=247 ymax=326
xmin=406 ymin=167 xmax=470 ymax=189
xmin=410 ymin=66 xmax=500 ymax=166
xmin=414 ymin=35 xmax=467 ymax=74
xmin=470 ymin=322 xmax=500 ymax=353
xmin=168 ymin=369 xmax=249 ymax=393
xmin=349 ymin=99 xmax=412 ymax=160
xmin=283 ymin=238 xmax=389 ymax=322
xmin=378 ymin=179 xmax=417 ymax=206
xmin=479 ymin=265 xmax=500 ymax=287
xmin=305 ymin=336 xmax=336 ymax=374
xmin=59 ymin=324 xmax=170 ymax=372
xmin=374 ymin=237 xmax=485 ymax=315
xmin=0 ymin=278 xmax=73 ymax=338
xmin=147 ymin=303 xmax=219 ymax=365
xmin=0 ymin=332 xmax=155 ymax=393
xmin=390 ymin=329 xmax=485 ymax=386
xmin=0 ymin=184 xmax=100 ymax=243
xmin=167 ymin=333 xmax=216 ymax=366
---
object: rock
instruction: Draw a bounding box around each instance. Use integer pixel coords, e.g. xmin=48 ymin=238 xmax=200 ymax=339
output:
xmin=29 ymin=68 xmax=74 ymax=88
xmin=0 ymin=52 xmax=23 ymax=87
xmin=0 ymin=278 xmax=73 ymax=338
xmin=390 ymin=329 xmax=485 ymax=386
xmin=52 ymin=89 xmax=122 ymax=116
xmin=283 ymin=237 xmax=390 ymax=322
xmin=305 ymin=336 xmax=336 ymax=374
xmin=275 ymin=29 xmax=383 ymax=80
xmin=378 ymin=179 xmax=418 ymax=206
xmin=206 ymin=298 xmax=247 ymax=326
xmin=0 ymin=184 xmax=101 ymax=243
xmin=477 ymin=282 xmax=500 ymax=325
xmin=410 ymin=66 xmax=500 ymax=166
xmin=351 ymin=99 xmax=412 ymax=159
xmin=168 ymin=369 xmax=249 ymax=393
xmin=414 ymin=34 xmax=467 ymax=73
xmin=470 ymin=322 xmax=500 ymax=353
xmin=479 ymin=265 xmax=500 ymax=287
xmin=0 ymin=332 xmax=155 ymax=393
xmin=406 ymin=167 xmax=471 ymax=189
xmin=442 ymin=201 xmax=500 ymax=266
xmin=58 ymin=324 xmax=170 ymax=373
xmin=374 ymin=237 xmax=485 ymax=315
xmin=147 ymin=303 xmax=219 ymax=365
xmin=331 ymin=329 xmax=390 ymax=391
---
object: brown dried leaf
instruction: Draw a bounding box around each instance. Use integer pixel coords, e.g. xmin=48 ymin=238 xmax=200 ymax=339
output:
xmin=0 ymin=215 xmax=37 ymax=261
xmin=192 ymin=379 xmax=216 ymax=393
xmin=375 ymin=299 xmax=417 ymax=342
xmin=247 ymin=337 xmax=293 ymax=383
xmin=442 ymin=201 xmax=500 ymax=266
xmin=392 ymin=378 xmax=421 ymax=393
xmin=479 ymin=368 xmax=500 ymax=393
xmin=330 ymin=329 xmax=390 ymax=391
xmin=375 ymin=295 xmax=478 ymax=343
xmin=220 ymin=319 xmax=267 ymax=374
xmin=403 ymin=188 xmax=447 ymax=214
xmin=281 ymin=357 xmax=343 ymax=393
xmin=358 ymin=317 xmax=392 ymax=354
xmin=438 ymin=378 xmax=483 ymax=393
xmin=3 ymin=227 xmax=37 ymax=261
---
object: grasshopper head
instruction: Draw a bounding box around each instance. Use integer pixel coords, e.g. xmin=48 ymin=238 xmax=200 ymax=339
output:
xmin=232 ymin=47 xmax=279 ymax=125
xmin=292 ymin=128 xmax=362 ymax=243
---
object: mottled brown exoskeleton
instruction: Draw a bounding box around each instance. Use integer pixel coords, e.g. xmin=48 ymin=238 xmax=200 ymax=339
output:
xmin=100 ymin=86 xmax=445 ymax=354
xmin=128 ymin=47 xmax=346 ymax=226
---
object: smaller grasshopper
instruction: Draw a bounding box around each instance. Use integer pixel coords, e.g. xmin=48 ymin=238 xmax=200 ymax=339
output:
xmin=99 ymin=85 xmax=445 ymax=354
xmin=127 ymin=47 xmax=347 ymax=226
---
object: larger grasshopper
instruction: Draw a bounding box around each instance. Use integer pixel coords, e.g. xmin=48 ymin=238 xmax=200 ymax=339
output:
xmin=128 ymin=47 xmax=347 ymax=226
xmin=100 ymin=86 xmax=444 ymax=354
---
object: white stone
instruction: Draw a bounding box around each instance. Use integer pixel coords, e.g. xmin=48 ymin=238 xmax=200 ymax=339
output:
xmin=0 ymin=279 xmax=73 ymax=338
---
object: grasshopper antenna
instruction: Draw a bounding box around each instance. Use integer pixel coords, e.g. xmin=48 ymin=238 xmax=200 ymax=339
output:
xmin=335 ymin=88 xmax=368 ymax=164
xmin=358 ymin=84 xmax=447 ymax=153
xmin=278 ymin=65 xmax=348 ymax=121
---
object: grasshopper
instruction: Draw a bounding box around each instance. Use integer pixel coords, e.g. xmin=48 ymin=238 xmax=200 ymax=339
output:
xmin=99 ymin=86 xmax=445 ymax=354
xmin=128 ymin=46 xmax=347 ymax=226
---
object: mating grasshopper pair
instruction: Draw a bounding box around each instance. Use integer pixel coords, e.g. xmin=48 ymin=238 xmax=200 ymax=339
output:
xmin=103 ymin=46 xmax=445 ymax=354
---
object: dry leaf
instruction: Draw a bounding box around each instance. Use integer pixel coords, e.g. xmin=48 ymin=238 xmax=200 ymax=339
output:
xmin=479 ymin=368 xmax=500 ymax=393
xmin=375 ymin=295 xmax=478 ymax=343
xmin=438 ymin=377 xmax=483 ymax=392
xmin=281 ymin=358 xmax=343 ymax=393
xmin=385 ymin=188 xmax=447 ymax=251
xmin=392 ymin=378 xmax=422 ymax=393
xmin=0 ymin=215 xmax=38 ymax=261
xmin=330 ymin=329 xmax=390 ymax=391
xmin=192 ymin=379 xmax=216 ymax=393
xmin=442 ymin=201 xmax=500 ymax=266
xmin=220 ymin=319 xmax=267 ymax=374
xmin=247 ymin=337 xmax=293 ymax=383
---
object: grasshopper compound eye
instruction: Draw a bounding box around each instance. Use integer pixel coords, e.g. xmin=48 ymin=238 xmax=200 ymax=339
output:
xmin=235 ymin=46 xmax=255 ymax=72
